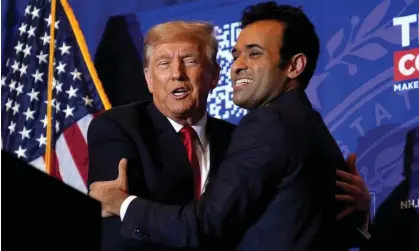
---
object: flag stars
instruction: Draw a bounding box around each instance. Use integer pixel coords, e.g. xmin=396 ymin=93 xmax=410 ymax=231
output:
xmin=16 ymin=82 xmax=24 ymax=96
xmin=55 ymin=20 xmax=60 ymax=29
xmin=14 ymin=41 xmax=24 ymax=54
xmin=32 ymin=69 xmax=44 ymax=83
xmin=53 ymin=79 xmax=63 ymax=93
xmin=63 ymin=105 xmax=75 ymax=118
xmin=8 ymin=121 xmax=16 ymax=134
xmin=65 ymin=86 xmax=78 ymax=99
xmin=56 ymin=82 xmax=63 ymax=93
xmin=40 ymin=115 xmax=48 ymax=128
xmin=55 ymin=101 xmax=61 ymax=114
xmin=27 ymin=88 xmax=40 ymax=102
xmin=82 ymin=95 xmax=93 ymax=107
xmin=9 ymin=80 xmax=16 ymax=91
xmin=19 ymin=63 xmax=28 ymax=76
xmin=23 ymin=107 xmax=36 ymax=121
xmin=36 ymin=134 xmax=47 ymax=147
xmin=27 ymin=26 xmax=36 ymax=38
xmin=36 ymin=51 xmax=48 ymax=64
xmin=40 ymin=32 xmax=50 ymax=46
xmin=2 ymin=4 xmax=105 ymax=162
xmin=24 ymin=5 xmax=32 ymax=15
xmin=5 ymin=99 xmax=13 ymax=111
xmin=58 ymin=42 xmax=71 ymax=55
xmin=12 ymin=102 xmax=20 ymax=115
xmin=18 ymin=23 xmax=27 ymax=35
xmin=44 ymin=98 xmax=56 ymax=108
xmin=1 ymin=76 xmax=7 ymax=86
xmin=18 ymin=126 xmax=31 ymax=140
xmin=14 ymin=146 xmax=27 ymax=159
xmin=56 ymin=61 xmax=66 ymax=74
xmin=11 ymin=61 xmax=20 ymax=73
xmin=23 ymin=44 xmax=32 ymax=58
xmin=44 ymin=15 xmax=51 ymax=26
xmin=31 ymin=6 xmax=40 ymax=19
xmin=70 ymin=68 xmax=82 ymax=80
xmin=45 ymin=14 xmax=60 ymax=29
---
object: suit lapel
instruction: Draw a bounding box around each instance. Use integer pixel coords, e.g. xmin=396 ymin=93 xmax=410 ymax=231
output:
xmin=142 ymin=106 xmax=230 ymax=198
xmin=145 ymin=104 xmax=194 ymax=184
xmin=206 ymin=116 xmax=230 ymax=182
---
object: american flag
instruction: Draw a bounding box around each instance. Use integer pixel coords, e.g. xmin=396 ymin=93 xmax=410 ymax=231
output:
xmin=1 ymin=0 xmax=111 ymax=193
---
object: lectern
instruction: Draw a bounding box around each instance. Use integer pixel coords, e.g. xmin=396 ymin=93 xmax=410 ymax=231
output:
xmin=2 ymin=150 xmax=101 ymax=250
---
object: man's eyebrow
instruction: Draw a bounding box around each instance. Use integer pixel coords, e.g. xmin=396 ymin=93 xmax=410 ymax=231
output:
xmin=245 ymin=44 xmax=263 ymax=50
xmin=180 ymin=53 xmax=200 ymax=58
xmin=232 ymin=44 xmax=263 ymax=54
xmin=154 ymin=53 xmax=170 ymax=59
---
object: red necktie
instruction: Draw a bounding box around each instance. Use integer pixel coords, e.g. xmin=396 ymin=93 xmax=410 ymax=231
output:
xmin=180 ymin=125 xmax=201 ymax=200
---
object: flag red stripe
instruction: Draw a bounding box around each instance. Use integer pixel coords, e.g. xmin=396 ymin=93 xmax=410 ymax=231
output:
xmin=63 ymin=124 xmax=89 ymax=186
xmin=92 ymin=112 xmax=102 ymax=119
xmin=43 ymin=151 xmax=62 ymax=181
xmin=51 ymin=151 xmax=62 ymax=181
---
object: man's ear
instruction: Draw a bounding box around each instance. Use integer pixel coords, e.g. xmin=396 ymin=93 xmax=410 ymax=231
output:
xmin=210 ymin=64 xmax=220 ymax=90
xmin=144 ymin=68 xmax=153 ymax=93
xmin=286 ymin=53 xmax=307 ymax=79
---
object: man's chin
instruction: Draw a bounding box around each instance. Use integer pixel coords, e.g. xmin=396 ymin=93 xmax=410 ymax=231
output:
xmin=233 ymin=96 xmax=251 ymax=110
xmin=167 ymin=103 xmax=197 ymax=117
xmin=167 ymin=98 xmax=191 ymax=108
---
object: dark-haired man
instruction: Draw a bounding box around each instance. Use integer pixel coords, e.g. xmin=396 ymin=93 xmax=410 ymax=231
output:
xmin=90 ymin=2 xmax=370 ymax=250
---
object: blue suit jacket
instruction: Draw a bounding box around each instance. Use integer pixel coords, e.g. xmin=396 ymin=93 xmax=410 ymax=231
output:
xmin=120 ymin=90 xmax=357 ymax=250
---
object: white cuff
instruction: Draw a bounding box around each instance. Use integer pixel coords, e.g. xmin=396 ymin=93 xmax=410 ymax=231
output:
xmin=120 ymin=195 xmax=137 ymax=221
xmin=356 ymin=214 xmax=371 ymax=240
xmin=356 ymin=227 xmax=371 ymax=240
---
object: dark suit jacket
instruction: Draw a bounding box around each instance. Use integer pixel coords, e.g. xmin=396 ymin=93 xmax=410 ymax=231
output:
xmin=118 ymin=90 xmax=360 ymax=250
xmin=87 ymin=101 xmax=236 ymax=251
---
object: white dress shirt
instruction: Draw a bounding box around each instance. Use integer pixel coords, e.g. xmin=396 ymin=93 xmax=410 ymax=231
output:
xmin=120 ymin=114 xmax=211 ymax=221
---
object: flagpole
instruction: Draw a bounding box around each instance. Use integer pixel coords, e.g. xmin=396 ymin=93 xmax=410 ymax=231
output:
xmin=60 ymin=0 xmax=112 ymax=110
xmin=46 ymin=0 xmax=58 ymax=175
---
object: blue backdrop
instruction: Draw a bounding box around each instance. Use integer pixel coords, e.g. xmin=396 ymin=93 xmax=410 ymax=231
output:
xmin=2 ymin=0 xmax=419 ymax=248
xmin=134 ymin=0 xmax=419 ymax=215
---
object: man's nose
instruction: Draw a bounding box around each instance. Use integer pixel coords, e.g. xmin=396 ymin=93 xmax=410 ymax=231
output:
xmin=231 ymin=56 xmax=247 ymax=75
xmin=170 ymin=59 xmax=186 ymax=81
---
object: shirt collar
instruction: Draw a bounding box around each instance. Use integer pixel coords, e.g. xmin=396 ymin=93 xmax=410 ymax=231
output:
xmin=167 ymin=114 xmax=208 ymax=146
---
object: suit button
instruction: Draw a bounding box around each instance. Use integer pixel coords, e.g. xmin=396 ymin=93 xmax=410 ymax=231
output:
xmin=133 ymin=228 xmax=149 ymax=239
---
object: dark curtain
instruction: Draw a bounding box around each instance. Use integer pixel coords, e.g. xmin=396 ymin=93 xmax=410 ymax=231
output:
xmin=94 ymin=15 xmax=151 ymax=107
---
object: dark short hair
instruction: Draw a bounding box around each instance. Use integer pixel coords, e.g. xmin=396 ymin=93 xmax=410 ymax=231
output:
xmin=240 ymin=2 xmax=320 ymax=88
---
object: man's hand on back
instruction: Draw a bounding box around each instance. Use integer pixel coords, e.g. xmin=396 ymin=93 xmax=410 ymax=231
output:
xmin=336 ymin=153 xmax=371 ymax=220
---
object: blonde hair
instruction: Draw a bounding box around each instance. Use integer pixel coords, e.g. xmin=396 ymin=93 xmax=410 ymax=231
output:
xmin=143 ymin=21 xmax=219 ymax=73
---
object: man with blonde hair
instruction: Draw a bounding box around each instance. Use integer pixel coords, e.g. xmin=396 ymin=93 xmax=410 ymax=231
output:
xmin=87 ymin=21 xmax=236 ymax=251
